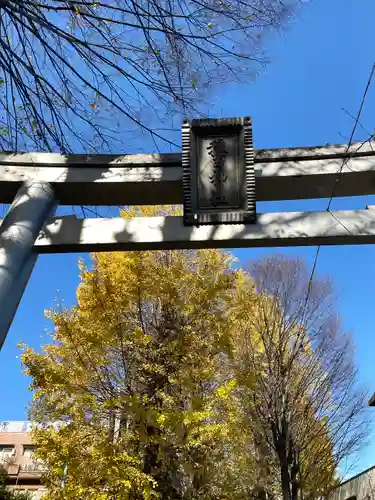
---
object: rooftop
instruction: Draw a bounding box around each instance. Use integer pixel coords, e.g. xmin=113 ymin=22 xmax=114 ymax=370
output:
xmin=0 ymin=422 xmax=32 ymax=433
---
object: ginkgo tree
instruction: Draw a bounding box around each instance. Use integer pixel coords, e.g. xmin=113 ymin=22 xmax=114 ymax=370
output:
xmin=21 ymin=208 xmax=261 ymax=499
xmin=20 ymin=209 xmax=366 ymax=499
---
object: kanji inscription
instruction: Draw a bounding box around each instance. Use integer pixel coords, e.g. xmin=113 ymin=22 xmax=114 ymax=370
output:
xmin=207 ymin=138 xmax=228 ymax=207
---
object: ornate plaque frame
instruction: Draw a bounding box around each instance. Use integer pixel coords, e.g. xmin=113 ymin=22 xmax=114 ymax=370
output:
xmin=182 ymin=116 xmax=256 ymax=226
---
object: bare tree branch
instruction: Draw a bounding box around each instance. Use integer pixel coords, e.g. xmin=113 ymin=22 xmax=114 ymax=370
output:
xmin=234 ymin=256 xmax=369 ymax=500
xmin=0 ymin=0 xmax=300 ymax=153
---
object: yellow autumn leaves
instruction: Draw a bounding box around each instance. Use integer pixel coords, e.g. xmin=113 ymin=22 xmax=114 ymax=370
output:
xmin=20 ymin=208 xmax=339 ymax=500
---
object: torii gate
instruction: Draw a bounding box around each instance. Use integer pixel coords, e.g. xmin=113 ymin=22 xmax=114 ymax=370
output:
xmin=1 ymin=116 xmax=375 ymax=348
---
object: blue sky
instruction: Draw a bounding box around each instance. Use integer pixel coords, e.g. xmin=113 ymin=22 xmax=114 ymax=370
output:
xmin=1 ymin=0 xmax=375 ymax=479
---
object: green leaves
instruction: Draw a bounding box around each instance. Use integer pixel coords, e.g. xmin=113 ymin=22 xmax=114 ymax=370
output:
xmin=0 ymin=125 xmax=9 ymax=137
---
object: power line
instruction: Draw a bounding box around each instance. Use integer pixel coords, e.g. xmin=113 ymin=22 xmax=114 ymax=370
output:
xmin=304 ymin=61 xmax=375 ymax=306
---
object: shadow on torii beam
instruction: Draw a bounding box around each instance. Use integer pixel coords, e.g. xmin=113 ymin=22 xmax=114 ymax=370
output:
xmin=1 ymin=137 xmax=375 ymax=349
xmin=30 ymin=208 xmax=375 ymax=253
xmin=0 ymin=141 xmax=375 ymax=205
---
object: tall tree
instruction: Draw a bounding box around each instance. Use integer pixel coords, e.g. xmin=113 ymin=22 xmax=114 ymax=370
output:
xmin=232 ymin=256 xmax=369 ymax=500
xmin=0 ymin=0 xmax=301 ymax=153
xmin=21 ymin=242 xmax=259 ymax=499
xmin=21 ymin=250 xmax=347 ymax=500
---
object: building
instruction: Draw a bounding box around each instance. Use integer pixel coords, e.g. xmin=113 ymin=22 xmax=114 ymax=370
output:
xmin=333 ymin=465 xmax=375 ymax=500
xmin=0 ymin=421 xmax=46 ymax=499
xmin=2 ymin=419 xmax=373 ymax=500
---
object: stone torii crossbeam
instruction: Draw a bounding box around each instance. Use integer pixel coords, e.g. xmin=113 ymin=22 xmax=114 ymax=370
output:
xmin=1 ymin=135 xmax=375 ymax=348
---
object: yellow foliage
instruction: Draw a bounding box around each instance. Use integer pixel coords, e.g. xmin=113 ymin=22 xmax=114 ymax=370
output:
xmin=21 ymin=208 xmax=260 ymax=499
xmin=215 ymin=380 xmax=237 ymax=400
xmin=120 ymin=204 xmax=183 ymax=218
xmin=20 ymin=212 xmax=338 ymax=499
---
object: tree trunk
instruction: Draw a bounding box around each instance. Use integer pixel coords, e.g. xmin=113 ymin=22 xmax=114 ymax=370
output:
xmin=143 ymin=425 xmax=158 ymax=475
xmin=290 ymin=458 xmax=299 ymax=500
xmin=273 ymin=421 xmax=291 ymax=500
xmin=277 ymin=446 xmax=291 ymax=500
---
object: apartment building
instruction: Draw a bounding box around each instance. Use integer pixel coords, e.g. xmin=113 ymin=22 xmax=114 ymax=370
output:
xmin=0 ymin=421 xmax=47 ymax=499
xmin=333 ymin=465 xmax=375 ymax=500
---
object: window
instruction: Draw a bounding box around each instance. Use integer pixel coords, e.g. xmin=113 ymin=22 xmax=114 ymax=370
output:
xmin=21 ymin=446 xmax=46 ymax=473
xmin=0 ymin=446 xmax=15 ymax=461
xmin=23 ymin=445 xmax=37 ymax=458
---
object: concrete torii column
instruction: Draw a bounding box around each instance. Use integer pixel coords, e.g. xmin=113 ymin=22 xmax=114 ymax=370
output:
xmin=0 ymin=181 xmax=55 ymax=348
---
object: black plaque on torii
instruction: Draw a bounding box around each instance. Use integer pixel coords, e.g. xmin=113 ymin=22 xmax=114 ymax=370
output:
xmin=182 ymin=116 xmax=256 ymax=226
